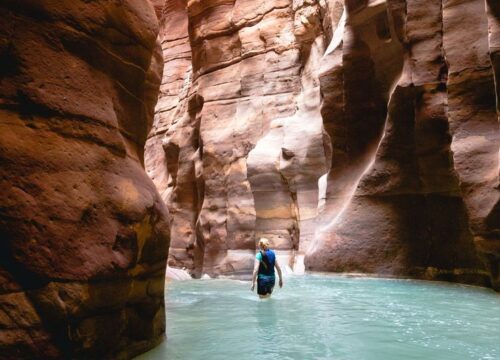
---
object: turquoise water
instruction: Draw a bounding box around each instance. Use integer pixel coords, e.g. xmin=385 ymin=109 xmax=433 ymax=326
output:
xmin=137 ymin=275 xmax=500 ymax=360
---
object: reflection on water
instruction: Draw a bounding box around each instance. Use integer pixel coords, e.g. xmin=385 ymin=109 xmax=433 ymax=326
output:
xmin=256 ymin=299 xmax=278 ymax=348
xmin=136 ymin=275 xmax=500 ymax=360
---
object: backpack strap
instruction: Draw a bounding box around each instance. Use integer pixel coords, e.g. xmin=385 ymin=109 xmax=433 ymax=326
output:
xmin=260 ymin=250 xmax=268 ymax=270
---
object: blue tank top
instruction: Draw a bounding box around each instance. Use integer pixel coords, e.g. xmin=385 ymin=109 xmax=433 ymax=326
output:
xmin=257 ymin=249 xmax=276 ymax=278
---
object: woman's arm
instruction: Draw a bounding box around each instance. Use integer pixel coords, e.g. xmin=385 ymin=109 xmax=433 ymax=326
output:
xmin=275 ymin=259 xmax=283 ymax=288
xmin=251 ymin=259 xmax=259 ymax=291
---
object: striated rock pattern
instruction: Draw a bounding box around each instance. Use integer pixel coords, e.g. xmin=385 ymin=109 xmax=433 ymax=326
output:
xmin=146 ymin=0 xmax=201 ymax=275
xmin=147 ymin=0 xmax=332 ymax=276
xmin=0 ymin=1 xmax=169 ymax=358
xmin=307 ymin=0 xmax=500 ymax=290
xmin=149 ymin=0 xmax=499 ymax=289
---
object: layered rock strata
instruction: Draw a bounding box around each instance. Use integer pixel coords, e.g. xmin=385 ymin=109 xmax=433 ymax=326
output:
xmin=0 ymin=1 xmax=169 ymax=358
xmin=146 ymin=0 xmax=200 ymax=275
xmin=147 ymin=0 xmax=332 ymax=276
xmin=307 ymin=0 xmax=499 ymax=289
xmin=149 ymin=0 xmax=499 ymax=289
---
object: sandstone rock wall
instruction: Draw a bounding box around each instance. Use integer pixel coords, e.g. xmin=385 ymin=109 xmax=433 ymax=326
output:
xmin=147 ymin=0 xmax=333 ymax=276
xmin=307 ymin=0 xmax=499 ymax=290
xmin=149 ymin=0 xmax=499 ymax=289
xmin=0 ymin=1 xmax=169 ymax=358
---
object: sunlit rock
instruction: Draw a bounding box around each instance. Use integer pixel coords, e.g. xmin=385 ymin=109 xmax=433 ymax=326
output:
xmin=147 ymin=0 xmax=499 ymax=290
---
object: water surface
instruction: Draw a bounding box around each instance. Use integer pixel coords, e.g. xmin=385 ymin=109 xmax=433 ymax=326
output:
xmin=137 ymin=275 xmax=500 ymax=360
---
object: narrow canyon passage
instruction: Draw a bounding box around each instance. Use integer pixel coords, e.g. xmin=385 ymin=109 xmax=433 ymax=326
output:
xmin=0 ymin=0 xmax=499 ymax=359
xmin=148 ymin=0 xmax=499 ymax=288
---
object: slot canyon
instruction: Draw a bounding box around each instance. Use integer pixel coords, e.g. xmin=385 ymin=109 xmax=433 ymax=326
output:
xmin=0 ymin=0 xmax=499 ymax=359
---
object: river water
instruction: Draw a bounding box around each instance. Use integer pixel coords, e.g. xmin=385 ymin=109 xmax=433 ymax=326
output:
xmin=136 ymin=275 xmax=500 ymax=360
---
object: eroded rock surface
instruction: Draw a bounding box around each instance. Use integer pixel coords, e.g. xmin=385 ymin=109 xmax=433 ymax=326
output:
xmin=147 ymin=0 xmax=332 ymax=275
xmin=148 ymin=0 xmax=499 ymax=289
xmin=307 ymin=0 xmax=500 ymax=289
xmin=0 ymin=1 xmax=169 ymax=358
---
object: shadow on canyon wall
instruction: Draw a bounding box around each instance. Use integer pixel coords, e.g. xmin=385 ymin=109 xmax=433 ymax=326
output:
xmin=146 ymin=0 xmax=499 ymax=291
xmin=0 ymin=0 xmax=499 ymax=358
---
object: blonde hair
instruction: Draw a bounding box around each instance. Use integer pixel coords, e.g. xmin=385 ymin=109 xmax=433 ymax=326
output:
xmin=258 ymin=238 xmax=270 ymax=249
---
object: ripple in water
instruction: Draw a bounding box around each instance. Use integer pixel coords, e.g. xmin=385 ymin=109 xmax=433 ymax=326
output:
xmin=136 ymin=275 xmax=500 ymax=360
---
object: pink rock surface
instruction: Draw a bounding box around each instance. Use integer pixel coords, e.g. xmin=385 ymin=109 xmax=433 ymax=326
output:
xmin=146 ymin=0 xmax=500 ymax=288
xmin=147 ymin=0 xmax=331 ymax=275
xmin=307 ymin=0 xmax=499 ymax=289
xmin=5 ymin=0 xmax=498 ymax=358
xmin=0 ymin=0 xmax=169 ymax=358
xmin=149 ymin=0 xmax=499 ymax=288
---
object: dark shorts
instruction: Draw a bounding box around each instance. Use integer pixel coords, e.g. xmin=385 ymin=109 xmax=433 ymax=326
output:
xmin=257 ymin=276 xmax=275 ymax=295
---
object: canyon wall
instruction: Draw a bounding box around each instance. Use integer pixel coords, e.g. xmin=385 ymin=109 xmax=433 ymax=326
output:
xmin=307 ymin=0 xmax=499 ymax=290
xmin=146 ymin=0 xmax=333 ymax=275
xmin=307 ymin=0 xmax=500 ymax=289
xmin=149 ymin=0 xmax=499 ymax=289
xmin=3 ymin=0 xmax=496 ymax=358
xmin=0 ymin=1 xmax=169 ymax=358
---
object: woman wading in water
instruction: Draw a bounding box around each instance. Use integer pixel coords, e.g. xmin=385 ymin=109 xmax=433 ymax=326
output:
xmin=251 ymin=238 xmax=283 ymax=298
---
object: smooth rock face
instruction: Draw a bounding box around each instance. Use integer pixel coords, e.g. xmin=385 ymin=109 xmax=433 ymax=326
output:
xmin=148 ymin=0 xmax=499 ymax=288
xmin=0 ymin=1 xmax=169 ymax=358
xmin=308 ymin=0 xmax=499 ymax=289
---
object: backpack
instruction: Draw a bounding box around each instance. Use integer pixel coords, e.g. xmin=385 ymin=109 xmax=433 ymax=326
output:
xmin=258 ymin=249 xmax=276 ymax=276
